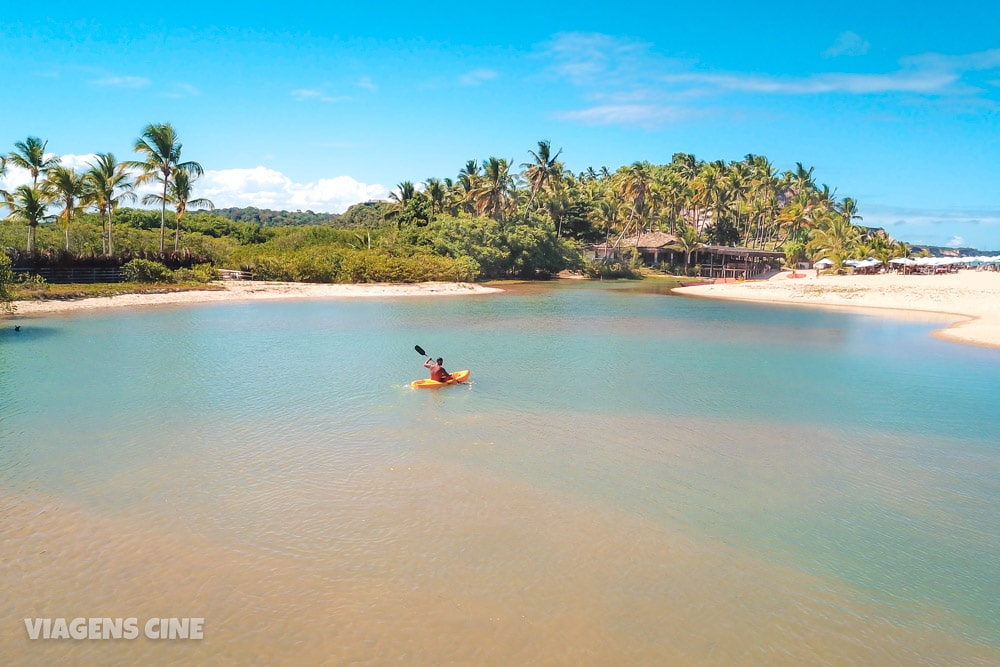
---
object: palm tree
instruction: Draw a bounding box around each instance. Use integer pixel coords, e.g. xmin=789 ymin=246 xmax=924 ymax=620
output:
xmin=0 ymin=156 xmax=7 ymax=210
xmin=7 ymin=137 xmax=61 ymax=188
xmin=128 ymin=123 xmax=203 ymax=253
xmin=424 ymin=178 xmax=446 ymax=215
xmin=4 ymin=185 xmax=53 ymax=251
xmin=86 ymin=153 xmax=136 ymax=254
xmin=788 ymin=162 xmax=816 ymax=199
xmin=544 ymin=181 xmax=571 ymax=236
xmin=521 ymin=140 xmax=563 ymax=223
xmin=389 ymin=181 xmax=417 ymax=205
xmin=44 ymin=166 xmax=89 ymax=251
xmin=745 ymin=155 xmax=779 ymax=248
xmin=470 ymin=157 xmax=515 ymax=222
xmin=457 ymin=160 xmax=480 ymax=214
xmin=143 ymin=169 xmax=214 ymax=251
xmin=807 ymin=210 xmax=861 ymax=267
xmin=617 ymin=161 xmax=653 ymax=245
xmin=891 ymin=240 xmax=911 ymax=260
xmin=595 ymin=192 xmax=624 ymax=255
xmin=669 ymin=224 xmax=704 ymax=274
xmin=383 ymin=181 xmax=418 ymax=225
xmin=839 ymin=197 xmax=862 ymax=224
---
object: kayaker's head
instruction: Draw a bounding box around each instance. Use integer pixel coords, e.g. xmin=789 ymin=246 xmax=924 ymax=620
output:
xmin=436 ymin=358 xmax=443 ymax=365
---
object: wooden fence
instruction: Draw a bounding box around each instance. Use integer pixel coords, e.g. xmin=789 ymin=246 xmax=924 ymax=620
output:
xmin=12 ymin=266 xmax=254 ymax=283
xmin=12 ymin=267 xmax=123 ymax=284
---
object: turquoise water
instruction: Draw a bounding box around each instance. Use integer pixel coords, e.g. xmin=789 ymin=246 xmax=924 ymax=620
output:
xmin=2 ymin=281 xmax=999 ymax=664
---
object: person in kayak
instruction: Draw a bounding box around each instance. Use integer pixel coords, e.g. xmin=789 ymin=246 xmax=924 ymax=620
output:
xmin=424 ymin=357 xmax=452 ymax=383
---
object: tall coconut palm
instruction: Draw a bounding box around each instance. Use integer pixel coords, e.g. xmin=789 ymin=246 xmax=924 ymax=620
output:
xmin=128 ymin=123 xmax=203 ymax=253
xmin=7 ymin=136 xmax=61 ymax=188
xmin=618 ymin=161 xmax=653 ymax=244
xmin=839 ymin=197 xmax=862 ymax=224
xmin=789 ymin=162 xmax=816 ymax=198
xmin=544 ymin=181 xmax=571 ymax=236
xmin=595 ymin=191 xmax=625 ymax=254
xmin=745 ymin=155 xmax=779 ymax=248
xmin=470 ymin=157 xmax=515 ymax=222
xmin=520 ymin=140 xmax=563 ymax=224
xmin=457 ymin=159 xmax=481 ymax=214
xmin=86 ymin=153 xmax=136 ymax=254
xmin=424 ymin=178 xmax=446 ymax=215
xmin=143 ymin=169 xmax=214 ymax=251
xmin=4 ymin=185 xmax=53 ymax=251
xmin=389 ymin=181 xmax=417 ymax=205
xmin=0 ymin=156 xmax=7 ymax=210
xmin=44 ymin=166 xmax=89 ymax=251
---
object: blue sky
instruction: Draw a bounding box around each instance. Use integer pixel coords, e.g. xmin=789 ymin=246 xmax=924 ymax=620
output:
xmin=3 ymin=2 xmax=999 ymax=249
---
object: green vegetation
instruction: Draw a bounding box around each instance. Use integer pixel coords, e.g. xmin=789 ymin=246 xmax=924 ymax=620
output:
xmin=12 ymin=281 xmax=223 ymax=302
xmin=0 ymin=253 xmax=14 ymax=311
xmin=3 ymin=130 xmax=913 ymax=288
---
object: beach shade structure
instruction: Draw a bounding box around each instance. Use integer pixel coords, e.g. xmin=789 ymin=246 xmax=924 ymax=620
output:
xmin=889 ymin=258 xmax=917 ymax=265
xmin=814 ymin=258 xmax=834 ymax=268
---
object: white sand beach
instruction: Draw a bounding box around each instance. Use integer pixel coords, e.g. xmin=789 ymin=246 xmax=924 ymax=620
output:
xmin=6 ymin=281 xmax=502 ymax=316
xmin=675 ymin=270 xmax=1000 ymax=349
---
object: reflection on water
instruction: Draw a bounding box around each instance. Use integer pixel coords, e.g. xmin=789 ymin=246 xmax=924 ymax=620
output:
xmin=2 ymin=282 xmax=999 ymax=664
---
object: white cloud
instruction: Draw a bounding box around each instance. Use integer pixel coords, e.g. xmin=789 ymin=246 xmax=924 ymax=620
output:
xmin=291 ymin=88 xmax=352 ymax=103
xmin=357 ymin=76 xmax=377 ymax=91
xmin=0 ymin=153 xmax=93 ymax=189
xmin=661 ymin=70 xmax=958 ymax=95
xmin=162 ymin=82 xmax=201 ymax=98
xmin=863 ymin=204 xmax=1000 ymax=250
xmin=459 ymin=69 xmax=498 ymax=86
xmin=2 ymin=159 xmax=388 ymax=215
xmin=554 ymin=104 xmax=688 ymax=128
xmin=92 ymin=75 xmax=151 ymax=88
xmin=200 ymin=166 xmax=388 ymax=213
xmin=542 ymin=33 xmax=657 ymax=87
xmin=541 ymin=33 xmax=1000 ymax=129
xmin=823 ymin=32 xmax=870 ymax=58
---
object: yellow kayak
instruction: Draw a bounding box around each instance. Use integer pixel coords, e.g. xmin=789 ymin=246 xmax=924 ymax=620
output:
xmin=410 ymin=369 xmax=470 ymax=388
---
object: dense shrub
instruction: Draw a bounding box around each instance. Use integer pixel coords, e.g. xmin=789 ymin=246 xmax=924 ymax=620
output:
xmin=239 ymin=248 xmax=477 ymax=284
xmin=172 ymin=264 xmax=218 ymax=283
xmin=583 ymin=258 xmax=640 ymax=279
xmin=121 ymin=259 xmax=172 ymax=283
xmin=0 ymin=254 xmax=14 ymax=310
xmin=248 ymin=256 xmax=295 ymax=281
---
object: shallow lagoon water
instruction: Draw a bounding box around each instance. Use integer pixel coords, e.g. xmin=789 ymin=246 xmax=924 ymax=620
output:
xmin=2 ymin=281 xmax=998 ymax=664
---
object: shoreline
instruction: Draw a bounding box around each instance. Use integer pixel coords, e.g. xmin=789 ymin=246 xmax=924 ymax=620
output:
xmin=674 ymin=271 xmax=1000 ymax=350
xmin=5 ymin=281 xmax=503 ymax=317
xmin=8 ymin=273 xmax=1000 ymax=350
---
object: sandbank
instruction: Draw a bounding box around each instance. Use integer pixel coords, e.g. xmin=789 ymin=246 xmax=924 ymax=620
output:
xmin=674 ymin=270 xmax=1000 ymax=349
xmin=6 ymin=281 xmax=502 ymax=317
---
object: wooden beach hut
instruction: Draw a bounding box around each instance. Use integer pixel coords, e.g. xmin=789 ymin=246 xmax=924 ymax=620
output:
xmin=688 ymin=245 xmax=786 ymax=280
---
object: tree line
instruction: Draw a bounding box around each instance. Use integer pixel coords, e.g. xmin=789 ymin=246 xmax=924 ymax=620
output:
xmin=1 ymin=124 xmax=211 ymax=257
xmin=4 ymin=129 xmax=916 ymax=293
